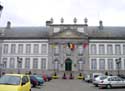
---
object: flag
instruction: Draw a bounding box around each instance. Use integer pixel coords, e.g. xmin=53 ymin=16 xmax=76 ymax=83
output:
xmin=83 ymin=42 xmax=88 ymax=48
xmin=67 ymin=43 xmax=75 ymax=50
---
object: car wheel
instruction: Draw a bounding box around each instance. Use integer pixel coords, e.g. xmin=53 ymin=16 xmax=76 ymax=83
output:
xmin=95 ymin=84 xmax=98 ymax=87
xmin=106 ymin=84 xmax=112 ymax=89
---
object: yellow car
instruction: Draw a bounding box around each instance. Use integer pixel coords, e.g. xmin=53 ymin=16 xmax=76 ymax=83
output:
xmin=0 ymin=74 xmax=31 ymax=91
xmin=52 ymin=75 xmax=59 ymax=79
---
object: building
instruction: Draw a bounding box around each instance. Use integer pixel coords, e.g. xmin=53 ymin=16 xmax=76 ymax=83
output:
xmin=0 ymin=18 xmax=125 ymax=75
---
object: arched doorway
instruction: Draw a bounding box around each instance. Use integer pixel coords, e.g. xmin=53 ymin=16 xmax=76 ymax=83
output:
xmin=65 ymin=58 xmax=72 ymax=71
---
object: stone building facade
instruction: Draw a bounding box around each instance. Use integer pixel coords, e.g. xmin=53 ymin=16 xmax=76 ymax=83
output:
xmin=0 ymin=19 xmax=125 ymax=75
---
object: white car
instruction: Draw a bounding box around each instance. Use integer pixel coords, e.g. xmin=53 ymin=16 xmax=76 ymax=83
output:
xmin=98 ymin=76 xmax=125 ymax=89
xmin=93 ymin=75 xmax=107 ymax=87
xmin=84 ymin=75 xmax=91 ymax=82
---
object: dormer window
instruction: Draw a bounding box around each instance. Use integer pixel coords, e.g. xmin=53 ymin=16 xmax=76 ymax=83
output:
xmin=54 ymin=27 xmax=60 ymax=33
xmin=77 ymin=27 xmax=84 ymax=33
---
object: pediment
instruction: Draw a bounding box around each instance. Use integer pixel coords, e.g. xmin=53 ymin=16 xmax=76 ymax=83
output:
xmin=51 ymin=30 xmax=88 ymax=38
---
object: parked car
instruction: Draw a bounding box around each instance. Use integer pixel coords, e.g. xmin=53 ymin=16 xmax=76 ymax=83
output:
xmin=77 ymin=73 xmax=84 ymax=80
xmin=91 ymin=73 xmax=104 ymax=82
xmin=46 ymin=74 xmax=52 ymax=81
xmin=98 ymin=76 xmax=125 ymax=89
xmin=84 ymin=74 xmax=91 ymax=83
xmin=30 ymin=75 xmax=38 ymax=87
xmin=0 ymin=74 xmax=31 ymax=91
xmin=41 ymin=73 xmax=48 ymax=82
xmin=118 ymin=74 xmax=125 ymax=79
xmin=93 ymin=75 xmax=107 ymax=87
xmin=32 ymin=75 xmax=44 ymax=85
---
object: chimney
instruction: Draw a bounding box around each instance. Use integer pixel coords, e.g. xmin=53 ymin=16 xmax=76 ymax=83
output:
xmin=46 ymin=20 xmax=52 ymax=26
xmin=6 ymin=21 xmax=11 ymax=29
xmin=84 ymin=17 xmax=88 ymax=26
xmin=99 ymin=20 xmax=103 ymax=30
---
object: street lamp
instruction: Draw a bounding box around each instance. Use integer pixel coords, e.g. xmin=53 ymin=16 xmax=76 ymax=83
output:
xmin=115 ymin=57 xmax=121 ymax=76
xmin=17 ymin=57 xmax=22 ymax=74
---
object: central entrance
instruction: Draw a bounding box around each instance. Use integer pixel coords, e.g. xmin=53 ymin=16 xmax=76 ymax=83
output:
xmin=65 ymin=58 xmax=72 ymax=71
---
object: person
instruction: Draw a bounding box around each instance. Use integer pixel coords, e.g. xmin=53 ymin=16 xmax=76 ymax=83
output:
xmin=62 ymin=72 xmax=67 ymax=79
xmin=69 ymin=73 xmax=74 ymax=79
xmin=29 ymin=70 xmax=32 ymax=75
xmin=79 ymin=73 xmax=82 ymax=76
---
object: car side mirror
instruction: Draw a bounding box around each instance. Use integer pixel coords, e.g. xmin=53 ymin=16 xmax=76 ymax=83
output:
xmin=21 ymin=82 xmax=25 ymax=86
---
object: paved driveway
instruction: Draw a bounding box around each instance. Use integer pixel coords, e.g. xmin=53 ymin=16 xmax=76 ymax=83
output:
xmin=32 ymin=79 xmax=125 ymax=91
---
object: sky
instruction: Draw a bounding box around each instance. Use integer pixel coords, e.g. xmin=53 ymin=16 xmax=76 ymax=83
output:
xmin=0 ymin=0 xmax=125 ymax=27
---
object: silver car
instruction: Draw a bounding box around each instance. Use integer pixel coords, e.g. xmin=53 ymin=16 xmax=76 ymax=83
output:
xmin=98 ymin=76 xmax=125 ymax=89
xmin=93 ymin=75 xmax=107 ymax=87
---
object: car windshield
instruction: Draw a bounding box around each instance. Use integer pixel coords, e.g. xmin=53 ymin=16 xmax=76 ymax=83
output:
xmin=0 ymin=75 xmax=21 ymax=85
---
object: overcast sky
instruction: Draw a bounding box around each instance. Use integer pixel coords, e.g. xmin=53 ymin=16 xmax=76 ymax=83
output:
xmin=0 ymin=0 xmax=125 ymax=27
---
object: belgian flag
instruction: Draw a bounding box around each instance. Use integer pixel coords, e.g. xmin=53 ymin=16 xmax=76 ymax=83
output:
xmin=68 ymin=43 xmax=75 ymax=51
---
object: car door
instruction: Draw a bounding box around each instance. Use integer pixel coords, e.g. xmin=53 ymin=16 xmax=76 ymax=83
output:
xmin=110 ymin=77 xmax=118 ymax=87
xmin=22 ymin=76 xmax=30 ymax=91
xmin=118 ymin=78 xmax=125 ymax=87
xmin=22 ymin=76 xmax=26 ymax=91
xmin=114 ymin=77 xmax=122 ymax=87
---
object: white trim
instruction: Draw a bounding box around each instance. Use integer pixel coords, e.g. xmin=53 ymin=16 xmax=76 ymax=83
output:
xmin=3 ymin=39 xmax=48 ymax=42
xmin=89 ymin=40 xmax=125 ymax=42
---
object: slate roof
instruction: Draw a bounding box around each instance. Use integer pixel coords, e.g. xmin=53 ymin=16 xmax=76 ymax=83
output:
xmin=0 ymin=27 xmax=49 ymax=39
xmin=0 ymin=26 xmax=125 ymax=39
xmin=87 ymin=27 xmax=125 ymax=39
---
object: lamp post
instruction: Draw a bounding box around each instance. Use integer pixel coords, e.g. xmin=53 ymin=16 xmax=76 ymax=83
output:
xmin=115 ymin=58 xmax=121 ymax=76
xmin=17 ymin=57 xmax=22 ymax=74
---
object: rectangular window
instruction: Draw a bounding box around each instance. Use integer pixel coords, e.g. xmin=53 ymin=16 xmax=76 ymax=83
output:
xmin=33 ymin=58 xmax=38 ymax=69
xmin=107 ymin=59 xmax=114 ymax=70
xmin=66 ymin=46 xmax=71 ymax=56
xmin=107 ymin=45 xmax=113 ymax=55
xmin=25 ymin=58 xmax=30 ymax=69
xmin=33 ymin=44 xmax=39 ymax=54
xmin=17 ymin=58 xmax=22 ymax=69
xmin=115 ymin=45 xmax=121 ymax=55
xmin=78 ymin=45 xmax=83 ymax=55
xmin=99 ymin=44 xmax=105 ymax=54
xmin=3 ymin=44 xmax=8 ymax=54
xmin=41 ymin=44 xmax=47 ymax=54
xmin=2 ymin=58 xmax=7 ymax=68
xmin=123 ymin=45 xmax=125 ymax=54
xmin=99 ymin=59 xmax=105 ymax=70
xmin=41 ymin=58 xmax=46 ymax=70
xmin=9 ymin=58 xmax=15 ymax=68
xmin=18 ymin=44 xmax=23 ymax=54
xmin=10 ymin=44 xmax=16 ymax=54
xmin=91 ymin=44 xmax=96 ymax=54
xmin=91 ymin=59 xmax=97 ymax=70
xmin=54 ymin=45 xmax=59 ymax=55
xmin=26 ymin=44 xmax=31 ymax=54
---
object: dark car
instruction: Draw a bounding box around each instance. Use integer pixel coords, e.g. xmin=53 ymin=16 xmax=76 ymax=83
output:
xmin=32 ymin=75 xmax=44 ymax=85
xmin=30 ymin=75 xmax=38 ymax=87
xmin=47 ymin=74 xmax=52 ymax=81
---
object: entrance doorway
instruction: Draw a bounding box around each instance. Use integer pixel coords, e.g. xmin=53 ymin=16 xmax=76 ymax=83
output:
xmin=65 ymin=58 xmax=72 ymax=71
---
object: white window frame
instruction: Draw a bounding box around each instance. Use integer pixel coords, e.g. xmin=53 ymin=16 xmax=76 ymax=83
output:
xmin=3 ymin=44 xmax=8 ymax=54
xmin=99 ymin=59 xmax=105 ymax=70
xmin=33 ymin=58 xmax=38 ymax=69
xmin=90 ymin=59 xmax=97 ymax=70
